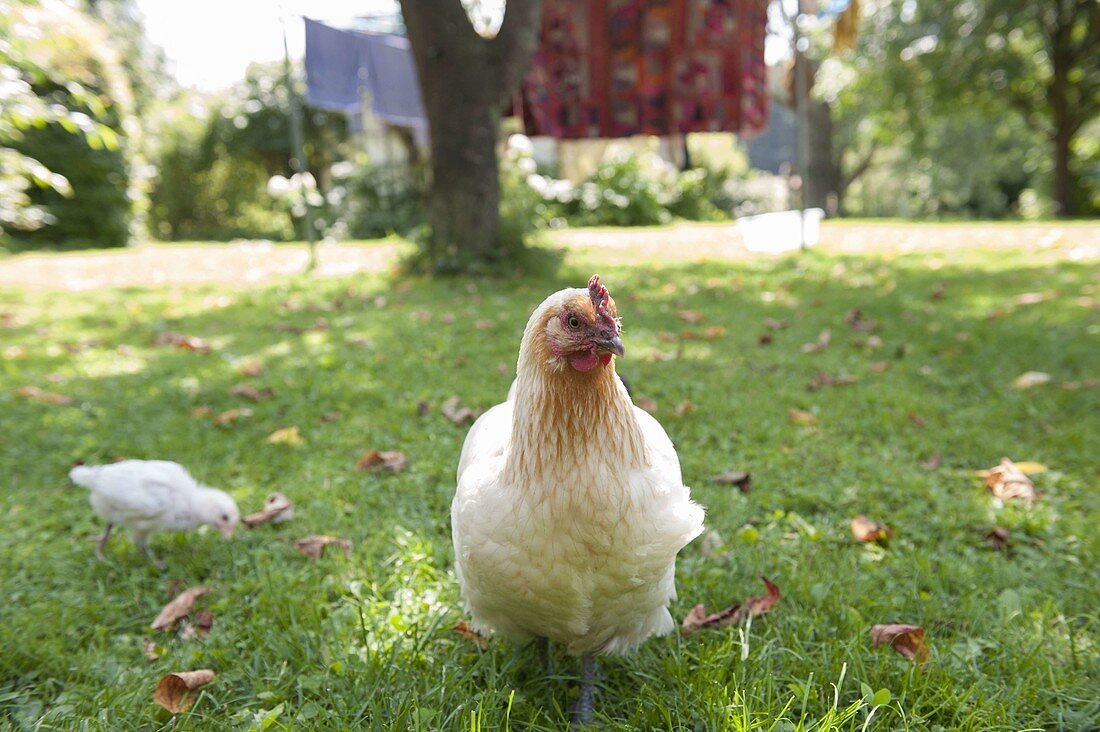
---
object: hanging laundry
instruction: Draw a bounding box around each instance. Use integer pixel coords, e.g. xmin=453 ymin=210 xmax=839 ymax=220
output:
xmin=303 ymin=18 xmax=428 ymax=135
xmin=522 ymin=0 xmax=769 ymax=139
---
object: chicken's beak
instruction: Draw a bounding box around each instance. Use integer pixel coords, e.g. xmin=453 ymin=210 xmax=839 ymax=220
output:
xmin=216 ymin=522 xmax=235 ymax=539
xmin=593 ymin=334 xmax=625 ymax=358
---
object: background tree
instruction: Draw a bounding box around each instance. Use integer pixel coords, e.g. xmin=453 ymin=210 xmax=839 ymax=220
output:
xmin=399 ymin=0 xmax=543 ymax=272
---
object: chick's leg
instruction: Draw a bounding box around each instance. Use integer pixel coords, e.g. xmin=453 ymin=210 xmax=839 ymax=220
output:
xmin=536 ymin=637 xmax=553 ymax=675
xmin=94 ymin=523 xmax=113 ymax=562
xmin=570 ymin=653 xmax=598 ymax=727
xmin=134 ymin=532 xmax=166 ymax=571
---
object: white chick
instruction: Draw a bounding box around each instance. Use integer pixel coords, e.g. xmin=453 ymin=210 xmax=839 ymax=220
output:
xmin=69 ymin=460 xmax=239 ymax=569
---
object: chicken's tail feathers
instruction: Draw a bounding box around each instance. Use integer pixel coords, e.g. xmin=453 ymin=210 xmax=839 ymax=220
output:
xmin=68 ymin=464 xmax=98 ymax=488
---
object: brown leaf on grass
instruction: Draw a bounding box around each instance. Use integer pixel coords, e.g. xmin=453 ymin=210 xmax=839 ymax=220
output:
xmin=981 ymin=458 xmax=1039 ymax=503
xmin=656 ymin=331 xmax=678 ymax=343
xmin=700 ymin=530 xmax=726 ymax=558
xmin=473 ymin=319 xmax=495 ymax=330
xmin=154 ymin=669 xmax=216 ymax=713
xmin=141 ymin=637 xmax=160 ymax=661
xmin=788 ymin=408 xmax=817 ymax=426
xmin=844 ymin=309 xmax=879 ymax=332
xmin=856 ymin=335 xmax=884 ymax=349
xmin=801 ymin=330 xmax=831 ymax=353
xmin=441 ymin=397 xmax=483 ymax=426
xmin=152 ymin=332 xmax=211 ymax=351
xmin=453 ymin=620 xmax=489 ymax=650
xmin=15 ymin=386 xmax=73 ymax=405
xmin=357 ymin=449 xmax=408 ymax=472
xmin=229 ymin=384 xmax=274 ymax=401
xmin=871 ymin=624 xmax=930 ymax=665
xmin=681 ymin=577 xmax=781 ymax=635
xmin=869 ymin=360 xmax=891 ymax=373
xmin=191 ymin=405 xmax=214 ymax=418
xmin=703 ymin=326 xmax=727 ymax=340
xmin=266 ymin=426 xmax=304 ymax=446
xmin=1012 ymin=371 xmax=1051 ymax=389
xmin=920 ymin=452 xmax=942 ymax=470
xmin=808 ymin=373 xmax=858 ymax=391
xmin=242 ymin=492 xmax=294 ymax=528
xmin=763 ymin=318 xmax=789 ymax=331
xmin=179 ymin=609 xmax=214 ymax=640
xmin=237 ymin=360 xmax=264 ymax=377
xmin=320 ymin=411 xmax=342 ymax=423
xmin=274 ymin=317 xmax=328 ymax=334
xmin=1012 ymin=291 xmax=1053 ymax=306
xmin=151 ymin=586 xmax=209 ymax=631
xmin=637 ymin=397 xmax=658 ymax=413
xmin=851 ymin=515 xmax=894 ymax=543
xmin=1060 ymin=378 xmax=1100 ymax=391
xmin=440 ymin=313 xmax=455 ymax=325
xmin=495 ymin=363 xmax=510 ymax=376
xmin=678 ymin=310 xmax=705 ymax=324
xmin=712 ymin=471 xmax=752 ymax=493
xmin=213 ymin=407 xmax=252 ymax=426
xmin=906 ymin=412 xmax=927 ymax=428
xmin=416 ymin=400 xmax=431 ymax=416
xmin=294 ymin=535 xmax=351 ymax=559
xmin=757 ymin=333 xmax=773 ymax=346
xmin=679 ymin=330 xmax=699 ymax=341
xmin=931 ymin=282 xmax=946 ymax=300
xmin=674 ymin=400 xmax=695 ymax=417
xmin=984 ymin=527 xmax=1011 ymax=551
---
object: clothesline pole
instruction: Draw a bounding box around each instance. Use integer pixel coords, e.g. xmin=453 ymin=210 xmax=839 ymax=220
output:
xmin=282 ymin=8 xmax=318 ymax=272
xmin=793 ymin=0 xmax=808 ymax=252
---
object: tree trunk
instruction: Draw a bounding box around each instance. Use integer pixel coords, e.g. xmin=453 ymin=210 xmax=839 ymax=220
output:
xmin=805 ymin=97 xmax=839 ymax=214
xmin=399 ymin=0 xmax=543 ymax=271
xmin=1048 ymin=11 xmax=1078 ymax=217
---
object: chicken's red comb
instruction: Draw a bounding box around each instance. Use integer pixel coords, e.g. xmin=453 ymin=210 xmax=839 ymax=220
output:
xmin=588 ymin=274 xmax=619 ymax=333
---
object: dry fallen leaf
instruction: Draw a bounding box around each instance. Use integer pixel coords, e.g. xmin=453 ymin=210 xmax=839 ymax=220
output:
xmin=242 ymin=492 xmax=294 ymax=528
xmin=678 ymin=310 xmax=705 ymax=324
xmin=179 ymin=609 xmax=214 ymax=640
xmin=229 ymin=384 xmax=274 ymax=401
xmin=141 ymin=637 xmax=160 ymax=661
xmin=674 ymin=400 xmax=695 ymax=417
xmin=637 ymin=397 xmax=658 ymax=413
xmin=711 ymin=471 xmax=752 ymax=493
xmin=801 ymin=330 xmax=831 ymax=353
xmin=872 ymin=624 xmax=930 ymax=665
xmin=151 ymin=586 xmax=209 ymax=631
xmin=237 ymin=360 xmax=264 ymax=377
xmin=191 ymin=405 xmax=214 ymax=418
xmin=294 ymin=535 xmax=351 ymax=559
xmin=981 ymin=458 xmax=1039 ymax=503
xmin=703 ymin=326 xmax=727 ymax=340
xmin=700 ymin=530 xmax=726 ymax=558
xmin=441 ymin=397 xmax=483 ymax=426
xmin=844 ymin=309 xmax=879 ymax=332
xmin=931 ymin=282 xmax=946 ymax=300
xmin=808 ymin=373 xmax=858 ymax=391
xmin=213 ymin=407 xmax=252 ymax=426
xmin=869 ymin=360 xmax=891 ymax=373
xmin=984 ymin=527 xmax=1011 ymax=551
xmin=763 ymin=318 xmax=789 ymax=331
xmin=154 ymin=669 xmax=216 ymax=713
xmin=15 ymin=386 xmax=73 ymax=405
xmin=266 ymin=426 xmax=304 ymax=446
xmin=906 ymin=412 xmax=927 ymax=428
xmin=153 ymin=332 xmax=211 ymax=352
xmin=1060 ymin=378 xmax=1100 ymax=391
xmin=1012 ymin=371 xmax=1051 ymax=390
xmin=320 ymin=411 xmax=342 ymax=423
xmin=1012 ymin=291 xmax=1053 ymax=306
xmin=357 ymin=449 xmax=408 ymax=472
xmin=856 ymin=335 xmax=884 ymax=349
xmin=788 ymin=408 xmax=817 ymax=426
xmin=920 ymin=452 xmax=942 ymax=470
xmin=758 ymin=333 xmax=774 ymax=346
xmin=851 ymin=515 xmax=894 ymax=543
xmin=453 ymin=620 xmax=489 ymax=650
xmin=681 ymin=577 xmax=781 ymax=635
xmin=473 ymin=319 xmax=495 ymax=330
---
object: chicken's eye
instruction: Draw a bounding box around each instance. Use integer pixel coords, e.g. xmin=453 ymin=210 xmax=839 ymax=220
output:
xmin=221 ymin=513 xmax=229 ymax=522
xmin=567 ymin=315 xmax=580 ymax=329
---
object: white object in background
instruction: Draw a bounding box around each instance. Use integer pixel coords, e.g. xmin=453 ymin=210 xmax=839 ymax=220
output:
xmin=737 ymin=208 xmax=825 ymax=253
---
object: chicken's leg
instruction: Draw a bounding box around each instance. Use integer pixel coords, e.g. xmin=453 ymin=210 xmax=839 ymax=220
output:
xmin=570 ymin=653 xmax=598 ymax=727
xmin=536 ymin=637 xmax=553 ymax=675
xmin=94 ymin=523 xmax=113 ymax=562
xmin=134 ymin=533 xmax=166 ymax=571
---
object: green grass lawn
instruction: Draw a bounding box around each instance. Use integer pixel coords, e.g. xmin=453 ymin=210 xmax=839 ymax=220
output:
xmin=1 ymin=245 xmax=1097 ymax=730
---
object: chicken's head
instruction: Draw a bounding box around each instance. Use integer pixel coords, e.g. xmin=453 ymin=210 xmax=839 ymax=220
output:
xmin=543 ymin=274 xmax=624 ymax=373
xmin=200 ymin=488 xmax=240 ymax=538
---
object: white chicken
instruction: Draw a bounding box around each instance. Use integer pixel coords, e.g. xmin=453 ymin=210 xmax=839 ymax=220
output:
xmin=453 ymin=275 xmax=705 ymax=724
xmin=69 ymin=460 xmax=239 ymax=569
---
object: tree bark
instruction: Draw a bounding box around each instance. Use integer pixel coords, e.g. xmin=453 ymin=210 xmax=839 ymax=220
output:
xmin=1047 ymin=3 xmax=1079 ymax=217
xmin=399 ymin=0 xmax=543 ymax=270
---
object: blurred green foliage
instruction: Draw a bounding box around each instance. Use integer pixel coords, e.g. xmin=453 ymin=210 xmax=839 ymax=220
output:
xmin=147 ymin=63 xmax=348 ymax=242
xmin=1 ymin=0 xmax=132 ymax=249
